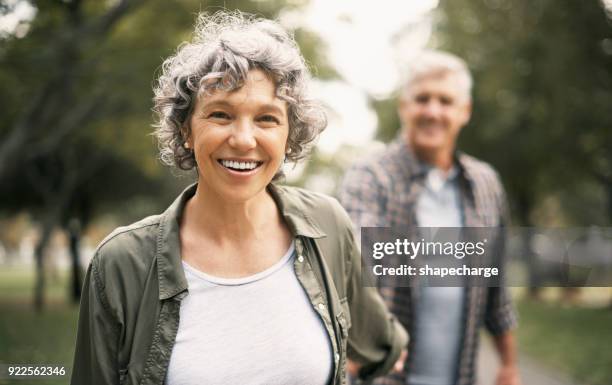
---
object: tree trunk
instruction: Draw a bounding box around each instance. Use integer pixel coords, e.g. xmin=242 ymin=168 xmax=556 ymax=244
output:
xmin=33 ymin=209 xmax=62 ymax=312
xmin=516 ymin=193 xmax=541 ymax=300
xmin=67 ymin=218 xmax=83 ymax=304
xmin=32 ymin=183 xmax=77 ymax=311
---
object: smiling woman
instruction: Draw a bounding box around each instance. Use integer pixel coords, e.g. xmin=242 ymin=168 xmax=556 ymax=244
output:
xmin=153 ymin=12 xmax=325 ymax=173
xmin=70 ymin=11 xmax=407 ymax=385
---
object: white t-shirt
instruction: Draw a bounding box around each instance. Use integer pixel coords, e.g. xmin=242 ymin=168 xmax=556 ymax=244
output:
xmin=165 ymin=242 xmax=333 ymax=385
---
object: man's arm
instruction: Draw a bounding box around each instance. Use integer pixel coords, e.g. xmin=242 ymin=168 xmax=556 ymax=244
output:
xmin=490 ymin=174 xmax=521 ymax=385
xmin=494 ymin=331 xmax=517 ymax=366
xmin=493 ymin=331 xmax=521 ymax=385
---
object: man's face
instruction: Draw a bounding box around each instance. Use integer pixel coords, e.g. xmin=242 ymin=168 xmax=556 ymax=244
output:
xmin=399 ymin=74 xmax=471 ymax=155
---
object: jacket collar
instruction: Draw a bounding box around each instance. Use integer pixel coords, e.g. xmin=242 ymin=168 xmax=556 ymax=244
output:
xmin=156 ymin=183 xmax=194 ymax=300
xmin=267 ymin=183 xmax=327 ymax=239
xmin=155 ymin=182 xmax=326 ymax=300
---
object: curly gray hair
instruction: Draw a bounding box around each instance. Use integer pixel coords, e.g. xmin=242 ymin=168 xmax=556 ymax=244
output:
xmin=153 ymin=11 xmax=327 ymax=173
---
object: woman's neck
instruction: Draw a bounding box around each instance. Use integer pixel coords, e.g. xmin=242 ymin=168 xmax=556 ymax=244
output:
xmin=184 ymin=184 xmax=277 ymax=244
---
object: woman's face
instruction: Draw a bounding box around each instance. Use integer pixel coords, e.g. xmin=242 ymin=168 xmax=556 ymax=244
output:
xmin=187 ymin=69 xmax=289 ymax=203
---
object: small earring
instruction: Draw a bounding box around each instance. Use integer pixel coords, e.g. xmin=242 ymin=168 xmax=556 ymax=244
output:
xmin=184 ymin=142 xmax=190 ymax=149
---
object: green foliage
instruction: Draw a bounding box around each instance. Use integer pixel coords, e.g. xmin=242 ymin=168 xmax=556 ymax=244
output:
xmin=293 ymin=27 xmax=339 ymax=80
xmin=370 ymin=94 xmax=400 ymax=143
xmin=0 ymin=0 xmax=332 ymax=223
xmin=433 ymin=0 xmax=612 ymax=225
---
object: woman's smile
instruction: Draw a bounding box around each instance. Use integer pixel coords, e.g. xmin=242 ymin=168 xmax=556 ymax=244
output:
xmin=216 ymin=158 xmax=264 ymax=176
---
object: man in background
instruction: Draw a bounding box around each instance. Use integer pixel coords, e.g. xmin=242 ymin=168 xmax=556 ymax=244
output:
xmin=339 ymin=50 xmax=520 ymax=385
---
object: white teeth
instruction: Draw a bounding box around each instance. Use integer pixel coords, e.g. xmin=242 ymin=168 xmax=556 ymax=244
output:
xmin=220 ymin=160 xmax=259 ymax=171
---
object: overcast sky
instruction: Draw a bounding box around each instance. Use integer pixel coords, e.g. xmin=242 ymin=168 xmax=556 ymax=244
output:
xmin=281 ymin=0 xmax=438 ymax=154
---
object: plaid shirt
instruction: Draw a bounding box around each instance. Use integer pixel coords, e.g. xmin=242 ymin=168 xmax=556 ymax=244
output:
xmin=338 ymin=138 xmax=517 ymax=385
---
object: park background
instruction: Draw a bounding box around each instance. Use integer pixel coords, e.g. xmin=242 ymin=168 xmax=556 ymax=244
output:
xmin=1 ymin=0 xmax=611 ymax=384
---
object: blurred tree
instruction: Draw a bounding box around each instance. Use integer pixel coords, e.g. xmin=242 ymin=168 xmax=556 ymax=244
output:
xmin=432 ymin=0 xmax=612 ymax=300
xmin=0 ymin=0 xmax=153 ymax=311
xmin=370 ymin=94 xmax=401 ymax=143
xmin=432 ymin=0 xmax=612 ymax=226
xmin=0 ymin=0 xmax=330 ymax=310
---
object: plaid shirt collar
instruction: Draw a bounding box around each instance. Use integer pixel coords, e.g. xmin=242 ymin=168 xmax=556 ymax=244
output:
xmin=394 ymin=134 xmax=475 ymax=188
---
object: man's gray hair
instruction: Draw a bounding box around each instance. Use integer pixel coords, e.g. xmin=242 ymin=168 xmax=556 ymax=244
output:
xmin=153 ymin=11 xmax=326 ymax=171
xmin=402 ymin=50 xmax=473 ymax=101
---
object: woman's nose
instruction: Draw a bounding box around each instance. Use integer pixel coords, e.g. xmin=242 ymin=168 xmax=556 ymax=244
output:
xmin=228 ymin=119 xmax=257 ymax=150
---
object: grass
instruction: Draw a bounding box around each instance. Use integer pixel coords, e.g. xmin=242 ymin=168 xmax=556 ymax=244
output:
xmin=516 ymin=299 xmax=612 ymax=385
xmin=0 ymin=303 xmax=78 ymax=385
xmin=0 ymin=266 xmax=70 ymax=303
xmin=0 ymin=267 xmax=78 ymax=385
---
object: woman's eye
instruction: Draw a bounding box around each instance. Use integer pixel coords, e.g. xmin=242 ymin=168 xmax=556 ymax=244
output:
xmin=258 ymin=115 xmax=280 ymax=124
xmin=208 ymin=111 xmax=231 ymax=120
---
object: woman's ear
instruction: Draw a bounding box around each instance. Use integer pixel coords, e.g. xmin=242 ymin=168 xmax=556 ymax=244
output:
xmin=181 ymin=124 xmax=192 ymax=149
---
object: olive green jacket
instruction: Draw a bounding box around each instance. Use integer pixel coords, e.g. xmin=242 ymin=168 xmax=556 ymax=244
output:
xmin=71 ymin=183 xmax=408 ymax=385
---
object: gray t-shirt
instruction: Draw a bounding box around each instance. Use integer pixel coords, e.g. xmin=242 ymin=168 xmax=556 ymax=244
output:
xmin=165 ymin=242 xmax=333 ymax=385
xmin=409 ymin=166 xmax=465 ymax=385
